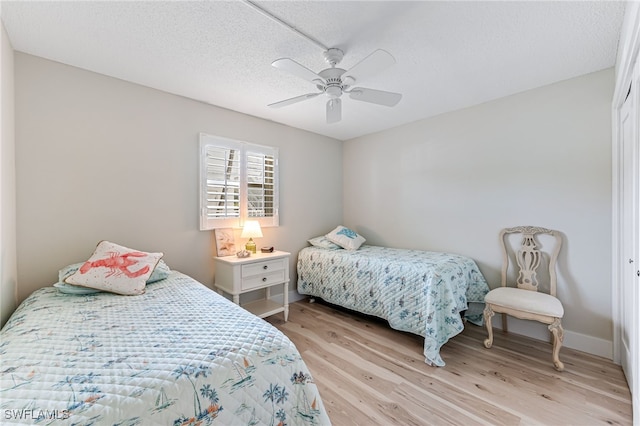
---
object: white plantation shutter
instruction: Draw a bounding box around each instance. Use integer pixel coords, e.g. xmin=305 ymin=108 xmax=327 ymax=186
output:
xmin=246 ymin=149 xmax=277 ymax=218
xmin=204 ymin=145 xmax=240 ymax=219
xmin=200 ymin=134 xmax=279 ymax=230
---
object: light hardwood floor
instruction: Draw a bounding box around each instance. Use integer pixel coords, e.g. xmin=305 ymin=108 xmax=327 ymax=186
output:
xmin=267 ymin=300 xmax=632 ymax=426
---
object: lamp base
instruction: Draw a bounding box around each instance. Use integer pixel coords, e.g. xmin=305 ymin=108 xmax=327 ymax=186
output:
xmin=245 ymin=238 xmax=257 ymax=253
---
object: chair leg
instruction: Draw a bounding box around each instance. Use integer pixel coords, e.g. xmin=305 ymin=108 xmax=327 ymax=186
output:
xmin=549 ymin=318 xmax=565 ymax=371
xmin=501 ymin=313 xmax=508 ymax=333
xmin=483 ymin=304 xmax=495 ymax=348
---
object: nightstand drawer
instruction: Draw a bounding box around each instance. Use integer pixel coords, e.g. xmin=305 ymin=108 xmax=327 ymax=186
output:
xmin=241 ymin=258 xmax=286 ymax=278
xmin=241 ymin=269 xmax=285 ymax=291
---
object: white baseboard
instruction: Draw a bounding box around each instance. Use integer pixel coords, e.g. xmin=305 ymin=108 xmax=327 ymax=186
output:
xmin=270 ymin=290 xmax=305 ymax=304
xmin=564 ymin=330 xmax=613 ymax=360
xmin=491 ymin=316 xmax=613 ymax=360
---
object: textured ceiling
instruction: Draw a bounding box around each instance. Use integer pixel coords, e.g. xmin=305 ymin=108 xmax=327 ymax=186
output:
xmin=1 ymin=1 xmax=626 ymax=141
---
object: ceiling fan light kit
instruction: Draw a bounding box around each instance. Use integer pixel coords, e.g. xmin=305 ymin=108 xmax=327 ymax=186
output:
xmin=326 ymin=98 xmax=342 ymax=124
xmin=269 ymin=47 xmax=403 ymax=124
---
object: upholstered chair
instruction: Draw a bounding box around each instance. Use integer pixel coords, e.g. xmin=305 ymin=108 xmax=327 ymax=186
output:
xmin=483 ymin=226 xmax=564 ymax=371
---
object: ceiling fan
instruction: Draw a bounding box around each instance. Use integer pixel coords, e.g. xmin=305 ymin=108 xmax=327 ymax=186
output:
xmin=268 ymin=48 xmax=402 ymax=124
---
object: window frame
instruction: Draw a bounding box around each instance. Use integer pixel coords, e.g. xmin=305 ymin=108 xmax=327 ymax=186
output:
xmin=199 ymin=133 xmax=279 ymax=230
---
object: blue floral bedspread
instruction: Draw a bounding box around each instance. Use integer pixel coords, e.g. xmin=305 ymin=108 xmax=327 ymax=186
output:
xmin=0 ymin=271 xmax=330 ymax=425
xmin=297 ymin=245 xmax=490 ymax=367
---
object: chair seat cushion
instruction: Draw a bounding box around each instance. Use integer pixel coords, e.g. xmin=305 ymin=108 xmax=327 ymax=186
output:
xmin=485 ymin=287 xmax=564 ymax=317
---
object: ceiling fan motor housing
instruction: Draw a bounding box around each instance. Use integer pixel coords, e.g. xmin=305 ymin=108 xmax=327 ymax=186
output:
xmin=318 ymin=67 xmax=349 ymax=98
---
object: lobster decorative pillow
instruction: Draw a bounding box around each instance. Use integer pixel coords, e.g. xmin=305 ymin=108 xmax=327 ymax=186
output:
xmin=65 ymin=241 xmax=164 ymax=295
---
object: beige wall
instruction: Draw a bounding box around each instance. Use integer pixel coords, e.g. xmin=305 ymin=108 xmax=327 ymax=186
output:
xmin=0 ymin=20 xmax=16 ymax=327
xmin=343 ymin=69 xmax=614 ymax=357
xmin=14 ymin=53 xmax=343 ymax=303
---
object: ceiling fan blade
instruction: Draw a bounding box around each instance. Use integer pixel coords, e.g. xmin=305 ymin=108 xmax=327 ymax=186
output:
xmin=349 ymin=87 xmax=402 ymax=107
xmin=272 ymin=58 xmax=325 ymax=85
xmin=326 ymin=98 xmax=342 ymax=124
xmin=342 ymin=49 xmax=396 ymax=84
xmin=268 ymin=92 xmax=321 ymax=108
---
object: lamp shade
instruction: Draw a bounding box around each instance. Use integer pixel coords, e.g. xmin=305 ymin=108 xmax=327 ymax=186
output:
xmin=241 ymin=220 xmax=263 ymax=239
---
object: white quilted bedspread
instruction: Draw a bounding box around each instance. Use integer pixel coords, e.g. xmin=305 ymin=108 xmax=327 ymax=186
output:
xmin=0 ymin=271 xmax=330 ymax=425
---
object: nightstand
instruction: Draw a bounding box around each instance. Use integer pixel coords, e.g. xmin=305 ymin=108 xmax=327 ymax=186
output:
xmin=214 ymin=250 xmax=290 ymax=321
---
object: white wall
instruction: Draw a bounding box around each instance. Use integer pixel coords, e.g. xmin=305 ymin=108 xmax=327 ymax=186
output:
xmin=344 ymin=69 xmax=614 ymax=357
xmin=14 ymin=53 xmax=343 ymax=304
xmin=0 ymin=19 xmax=16 ymax=327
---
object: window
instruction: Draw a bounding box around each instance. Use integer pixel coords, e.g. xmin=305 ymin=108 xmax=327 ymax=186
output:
xmin=199 ymin=133 xmax=279 ymax=230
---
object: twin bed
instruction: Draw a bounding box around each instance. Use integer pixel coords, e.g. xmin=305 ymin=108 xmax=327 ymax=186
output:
xmin=0 ymin=270 xmax=329 ymax=425
xmin=297 ymin=244 xmax=490 ymax=367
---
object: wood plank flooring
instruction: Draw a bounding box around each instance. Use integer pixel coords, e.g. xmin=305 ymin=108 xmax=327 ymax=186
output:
xmin=266 ymin=300 xmax=632 ymax=426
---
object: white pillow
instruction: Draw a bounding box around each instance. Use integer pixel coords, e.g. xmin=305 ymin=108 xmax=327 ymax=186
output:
xmin=64 ymin=241 xmax=163 ymax=295
xmin=308 ymin=235 xmax=342 ymax=250
xmin=325 ymin=226 xmax=366 ymax=251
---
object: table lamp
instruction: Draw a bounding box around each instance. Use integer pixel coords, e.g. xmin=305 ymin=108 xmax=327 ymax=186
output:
xmin=241 ymin=220 xmax=263 ymax=253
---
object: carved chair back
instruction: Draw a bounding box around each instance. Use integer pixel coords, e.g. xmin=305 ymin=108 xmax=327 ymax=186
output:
xmin=500 ymin=226 xmax=562 ymax=296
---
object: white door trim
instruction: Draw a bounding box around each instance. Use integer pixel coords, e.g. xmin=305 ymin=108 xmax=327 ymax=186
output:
xmin=613 ymin=3 xmax=640 ymax=423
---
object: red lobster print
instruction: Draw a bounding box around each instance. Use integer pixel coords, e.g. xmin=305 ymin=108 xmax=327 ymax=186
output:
xmin=79 ymin=251 xmax=150 ymax=278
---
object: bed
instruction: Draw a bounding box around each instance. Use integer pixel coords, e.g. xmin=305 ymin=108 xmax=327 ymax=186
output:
xmin=297 ymin=244 xmax=490 ymax=367
xmin=0 ymin=270 xmax=330 ymax=425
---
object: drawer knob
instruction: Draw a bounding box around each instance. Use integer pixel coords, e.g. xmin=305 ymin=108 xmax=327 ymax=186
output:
xmin=262 ymin=277 xmax=268 ymax=282
xmin=263 ymin=265 xmax=268 ymax=270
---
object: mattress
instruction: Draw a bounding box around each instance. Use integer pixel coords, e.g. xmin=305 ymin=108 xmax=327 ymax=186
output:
xmin=297 ymin=245 xmax=490 ymax=366
xmin=0 ymin=271 xmax=330 ymax=425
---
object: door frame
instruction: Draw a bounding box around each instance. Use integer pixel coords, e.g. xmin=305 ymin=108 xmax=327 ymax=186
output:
xmin=612 ymin=3 xmax=640 ymax=422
